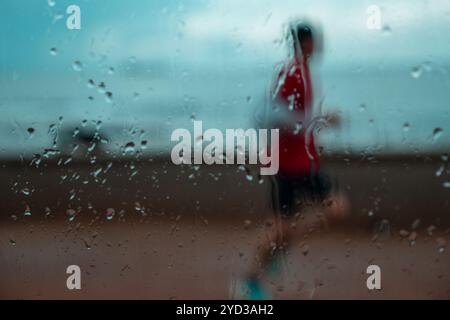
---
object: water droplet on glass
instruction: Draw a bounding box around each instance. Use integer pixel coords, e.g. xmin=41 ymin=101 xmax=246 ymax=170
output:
xmin=195 ymin=135 xmax=203 ymax=144
xmin=403 ymin=123 xmax=410 ymax=132
xmin=83 ymin=238 xmax=92 ymax=250
xmin=49 ymin=47 xmax=58 ymax=56
xmin=106 ymin=208 xmax=115 ymax=221
xmin=382 ymin=25 xmax=391 ymax=35
xmin=432 ymin=128 xmax=443 ymax=143
xmin=436 ymin=238 xmax=446 ymax=253
xmin=27 ymin=127 xmax=35 ymax=138
xmin=258 ymin=174 xmax=264 ymax=184
xmin=293 ymin=122 xmax=303 ymax=135
xmin=24 ymin=205 xmax=32 ymax=217
xmin=67 ymin=209 xmax=77 ymax=221
xmin=300 ymin=243 xmax=309 ymax=256
xmin=124 ymin=142 xmax=135 ymax=154
xmin=98 ymin=82 xmax=106 ymax=94
xmin=408 ymin=232 xmax=418 ymax=246
xmin=21 ymin=188 xmax=31 ymax=196
xmin=96 ymin=120 xmax=103 ymax=131
xmin=87 ymin=79 xmax=95 ymax=88
xmin=9 ymin=238 xmax=16 ymax=246
xmin=105 ymin=92 xmax=113 ymax=103
xmin=411 ymin=66 xmax=423 ymax=79
xmin=43 ymin=148 xmax=59 ymax=159
xmin=72 ymin=127 xmax=80 ymax=137
xmin=45 ymin=207 xmax=52 ymax=218
xmin=72 ymin=60 xmax=83 ymax=72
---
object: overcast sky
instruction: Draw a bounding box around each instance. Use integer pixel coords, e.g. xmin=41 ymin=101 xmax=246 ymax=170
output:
xmin=0 ymin=0 xmax=449 ymax=155
xmin=1 ymin=0 xmax=450 ymax=72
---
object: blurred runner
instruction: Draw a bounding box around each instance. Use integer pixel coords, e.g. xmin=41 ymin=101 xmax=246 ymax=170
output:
xmin=237 ymin=19 xmax=349 ymax=300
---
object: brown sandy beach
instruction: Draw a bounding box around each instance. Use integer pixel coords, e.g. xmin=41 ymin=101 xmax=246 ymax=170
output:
xmin=1 ymin=156 xmax=449 ymax=299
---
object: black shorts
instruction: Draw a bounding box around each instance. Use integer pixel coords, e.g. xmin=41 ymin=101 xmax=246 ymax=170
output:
xmin=270 ymin=172 xmax=334 ymax=217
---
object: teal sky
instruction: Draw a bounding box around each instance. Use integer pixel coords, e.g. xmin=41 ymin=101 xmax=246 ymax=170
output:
xmin=1 ymin=0 xmax=450 ymax=71
xmin=0 ymin=0 xmax=450 ymax=156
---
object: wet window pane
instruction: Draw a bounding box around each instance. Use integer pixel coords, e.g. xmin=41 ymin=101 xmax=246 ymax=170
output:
xmin=1 ymin=0 xmax=449 ymax=300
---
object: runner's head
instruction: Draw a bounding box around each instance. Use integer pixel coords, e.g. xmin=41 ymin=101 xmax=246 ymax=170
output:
xmin=291 ymin=22 xmax=314 ymax=60
xmin=289 ymin=20 xmax=322 ymax=61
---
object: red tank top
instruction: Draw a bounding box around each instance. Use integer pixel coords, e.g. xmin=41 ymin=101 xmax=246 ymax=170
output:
xmin=273 ymin=58 xmax=319 ymax=175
